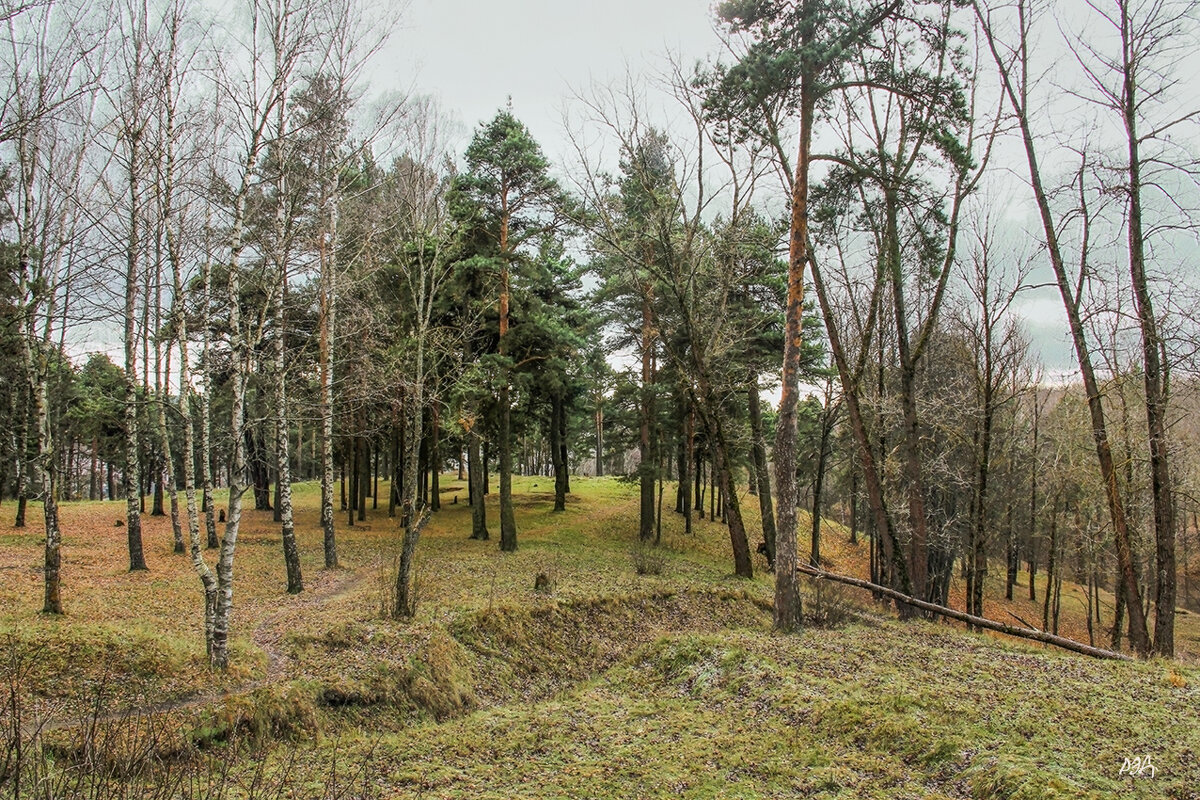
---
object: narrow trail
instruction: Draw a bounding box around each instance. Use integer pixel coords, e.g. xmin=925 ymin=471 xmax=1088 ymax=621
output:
xmin=22 ymin=562 xmax=373 ymax=737
xmin=251 ymin=563 xmax=366 ymax=680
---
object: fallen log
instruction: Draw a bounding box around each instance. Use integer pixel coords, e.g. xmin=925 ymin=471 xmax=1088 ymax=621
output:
xmin=796 ymin=563 xmax=1133 ymax=662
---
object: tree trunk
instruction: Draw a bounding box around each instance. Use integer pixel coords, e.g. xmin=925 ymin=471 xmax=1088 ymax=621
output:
xmin=246 ymin=427 xmax=272 ymax=512
xmin=275 ymin=282 xmax=302 ymax=594
xmin=774 ymin=66 xmax=818 ymax=628
xmin=682 ymin=397 xmax=693 ymax=536
xmin=499 ymin=384 xmax=517 ymax=551
xmin=389 ymin=420 xmax=399 ymax=518
xmin=468 ymin=424 xmax=488 ymax=540
xmin=888 ymin=193 xmax=930 ymax=605
xmin=166 ymin=140 xmax=218 ymax=653
xmin=798 ymin=564 xmax=1132 ymax=661
xmin=124 ymin=144 xmax=146 ymax=571
xmin=1043 ymin=497 xmax=1059 ymax=633
xmin=89 ymin=436 xmax=99 ymax=501
xmin=15 ymin=169 xmax=63 ymax=612
xmin=34 ymin=362 xmax=62 ymax=615
xmin=594 ymin=399 xmax=604 ymax=477
xmin=1119 ymin=10 xmax=1175 ymax=655
xmin=430 ymin=404 xmax=441 ymax=512
xmin=559 ymin=391 xmax=570 ymax=495
xmin=715 ymin=427 xmax=752 ymax=578
xmin=497 ymin=202 xmax=518 ymax=551
xmin=212 ymin=183 xmax=254 ymax=670
xmin=200 ymin=258 xmax=217 ymax=551
xmin=395 ymin=346 xmax=425 ymax=616
xmin=810 ymin=396 xmax=835 ymax=568
xmin=552 ymin=392 xmax=567 ymax=512
xmin=639 ymin=291 xmax=655 ymax=542
xmin=319 ymin=218 xmax=338 ymax=567
xmin=358 ymin=435 xmax=369 ymax=522
xmin=1005 ymin=503 xmax=1017 ymax=601
xmin=849 ymin=467 xmax=859 ymax=545
xmin=748 ymin=378 xmax=776 ymax=563
xmin=153 ymin=266 xmax=182 ymax=551
xmin=14 ymin=414 xmax=28 ymax=528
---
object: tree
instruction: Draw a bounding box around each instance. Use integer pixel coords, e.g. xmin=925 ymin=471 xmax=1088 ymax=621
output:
xmin=1066 ymin=0 xmax=1197 ymax=656
xmin=450 ymin=107 xmax=568 ymax=553
xmin=206 ymin=0 xmax=322 ymax=669
xmin=386 ymin=103 xmax=457 ymax=617
xmin=111 ymin=0 xmax=155 ymax=573
xmin=3 ymin=0 xmax=104 ymax=610
xmin=973 ymin=0 xmax=1153 ymax=655
xmin=954 ymin=211 xmax=1032 ymax=618
xmin=712 ymin=0 xmax=903 ymax=630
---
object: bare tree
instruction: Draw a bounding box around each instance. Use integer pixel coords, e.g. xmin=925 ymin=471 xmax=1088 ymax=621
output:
xmin=3 ymin=0 xmax=106 ymax=612
xmin=391 ymin=99 xmax=456 ymax=617
xmin=955 ymin=209 xmax=1034 ymax=618
xmin=207 ymin=0 xmax=322 ymax=669
xmin=109 ymin=0 xmax=155 ymax=572
xmin=973 ymin=0 xmax=1153 ymax=654
xmin=1066 ymin=0 xmax=1199 ymax=656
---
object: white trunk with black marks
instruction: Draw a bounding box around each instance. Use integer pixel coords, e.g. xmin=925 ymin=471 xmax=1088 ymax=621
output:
xmin=174 ymin=269 xmax=217 ymax=655
xmin=162 ymin=51 xmax=218 ymax=652
xmin=33 ymin=353 xmax=61 ymax=615
xmin=124 ymin=124 xmax=147 ymax=572
xmin=276 ymin=284 xmax=302 ymax=592
xmin=200 ymin=253 xmax=217 ymax=550
xmin=15 ymin=128 xmax=63 ymax=613
xmin=23 ymin=313 xmax=61 ymax=615
xmin=319 ymin=181 xmax=339 ymax=569
xmin=212 ymin=185 xmax=252 ymax=670
xmin=272 ymin=86 xmax=302 ymax=593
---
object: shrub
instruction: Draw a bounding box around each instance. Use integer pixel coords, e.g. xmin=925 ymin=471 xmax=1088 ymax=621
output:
xmin=630 ymin=542 xmax=667 ymax=576
xmin=803 ymin=575 xmax=855 ymax=629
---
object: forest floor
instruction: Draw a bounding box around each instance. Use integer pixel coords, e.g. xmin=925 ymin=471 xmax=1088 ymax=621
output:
xmin=2 ymin=476 xmax=1198 ymax=798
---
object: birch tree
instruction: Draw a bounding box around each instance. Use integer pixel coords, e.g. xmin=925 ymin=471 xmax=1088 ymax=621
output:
xmin=207 ymin=0 xmax=319 ymax=669
xmin=3 ymin=0 xmax=105 ymax=612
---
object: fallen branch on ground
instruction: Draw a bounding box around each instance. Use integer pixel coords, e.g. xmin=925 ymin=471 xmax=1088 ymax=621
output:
xmin=796 ymin=563 xmax=1133 ymax=662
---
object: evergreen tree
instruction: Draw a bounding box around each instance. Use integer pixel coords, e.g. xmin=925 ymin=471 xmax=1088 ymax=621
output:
xmin=449 ymin=108 xmax=569 ymax=552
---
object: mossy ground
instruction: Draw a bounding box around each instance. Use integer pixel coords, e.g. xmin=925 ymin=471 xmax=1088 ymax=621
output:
xmin=2 ymin=476 xmax=1198 ymax=798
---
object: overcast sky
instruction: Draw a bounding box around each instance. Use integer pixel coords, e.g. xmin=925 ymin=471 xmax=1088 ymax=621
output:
xmin=387 ymin=0 xmax=722 ymax=162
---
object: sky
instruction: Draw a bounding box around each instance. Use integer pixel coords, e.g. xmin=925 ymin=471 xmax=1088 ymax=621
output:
xmin=385 ymin=0 xmax=723 ymax=164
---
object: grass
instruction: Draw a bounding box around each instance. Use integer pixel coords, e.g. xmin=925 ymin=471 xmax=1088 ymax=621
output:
xmin=311 ymin=623 xmax=1199 ymax=799
xmin=2 ymin=475 xmax=1199 ymax=798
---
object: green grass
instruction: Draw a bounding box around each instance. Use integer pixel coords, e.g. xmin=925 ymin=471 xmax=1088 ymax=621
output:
xmin=3 ymin=475 xmax=1199 ymax=799
xmin=272 ymin=612 xmax=1199 ymax=799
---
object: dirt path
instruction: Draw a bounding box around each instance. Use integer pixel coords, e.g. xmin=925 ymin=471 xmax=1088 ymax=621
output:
xmin=23 ymin=563 xmax=372 ymax=736
xmin=251 ymin=563 xmax=366 ymax=680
